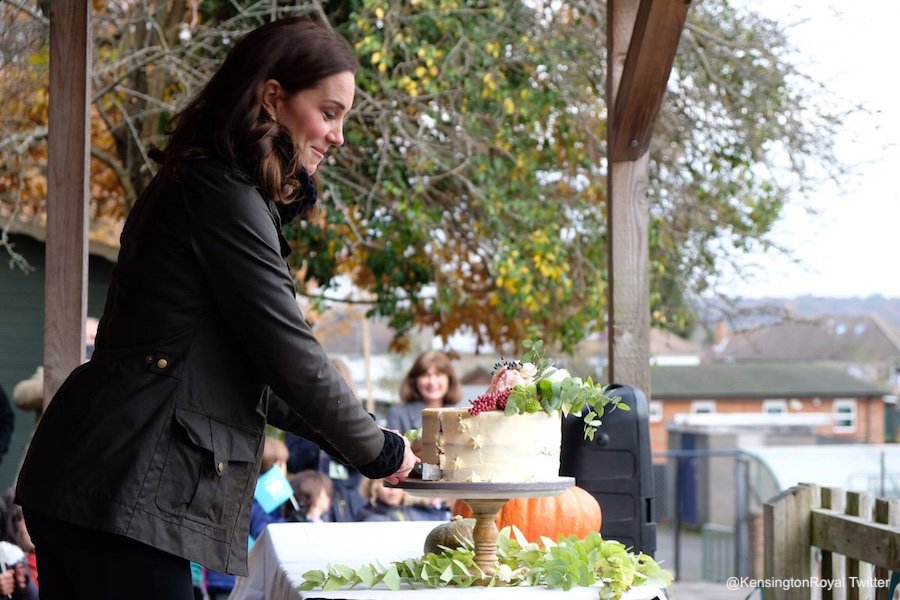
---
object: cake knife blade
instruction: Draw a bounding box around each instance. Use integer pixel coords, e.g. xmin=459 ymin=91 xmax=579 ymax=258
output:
xmin=408 ymin=462 xmax=441 ymax=480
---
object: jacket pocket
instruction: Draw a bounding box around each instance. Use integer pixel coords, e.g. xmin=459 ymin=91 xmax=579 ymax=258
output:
xmin=157 ymin=407 xmax=260 ymax=529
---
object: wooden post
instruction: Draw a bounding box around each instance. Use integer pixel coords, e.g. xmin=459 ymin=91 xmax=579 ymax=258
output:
xmin=820 ymin=487 xmax=847 ymax=600
xmin=873 ymin=498 xmax=900 ymax=600
xmin=606 ymin=0 xmax=689 ymax=392
xmin=764 ymin=484 xmax=816 ymax=600
xmin=845 ymin=491 xmax=874 ymax=600
xmin=606 ymin=0 xmax=650 ymax=392
xmin=45 ymin=0 xmax=91 ymax=406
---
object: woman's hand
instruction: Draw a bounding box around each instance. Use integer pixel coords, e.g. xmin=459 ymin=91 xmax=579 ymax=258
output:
xmin=383 ymin=429 xmax=417 ymax=485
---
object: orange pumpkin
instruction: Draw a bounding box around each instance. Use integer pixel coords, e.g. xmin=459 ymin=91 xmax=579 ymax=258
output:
xmin=451 ymin=486 xmax=602 ymax=543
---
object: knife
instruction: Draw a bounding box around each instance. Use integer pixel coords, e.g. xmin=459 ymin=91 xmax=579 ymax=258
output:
xmin=408 ymin=462 xmax=441 ymax=481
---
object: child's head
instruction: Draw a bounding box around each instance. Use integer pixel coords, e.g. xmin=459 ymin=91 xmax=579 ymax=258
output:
xmin=261 ymin=436 xmax=289 ymax=474
xmin=290 ymin=470 xmax=333 ymax=521
xmin=361 ymin=477 xmax=405 ymax=507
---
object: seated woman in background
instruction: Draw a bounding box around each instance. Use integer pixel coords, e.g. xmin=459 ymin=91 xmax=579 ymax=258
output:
xmin=385 ymin=350 xmax=461 ymax=517
xmin=385 ymin=350 xmax=461 ymax=434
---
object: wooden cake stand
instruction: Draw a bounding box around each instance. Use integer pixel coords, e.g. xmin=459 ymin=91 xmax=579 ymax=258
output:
xmin=391 ymin=477 xmax=575 ymax=578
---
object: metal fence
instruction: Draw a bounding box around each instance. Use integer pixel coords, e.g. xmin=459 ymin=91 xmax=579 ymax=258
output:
xmin=651 ymin=449 xmax=780 ymax=582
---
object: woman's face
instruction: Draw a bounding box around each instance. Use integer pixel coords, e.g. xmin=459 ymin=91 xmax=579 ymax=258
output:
xmin=270 ymin=70 xmax=355 ymax=175
xmin=416 ymin=365 xmax=450 ymax=407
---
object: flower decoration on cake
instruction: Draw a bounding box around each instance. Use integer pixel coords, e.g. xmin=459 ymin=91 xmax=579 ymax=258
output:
xmin=468 ymin=339 xmax=628 ymax=440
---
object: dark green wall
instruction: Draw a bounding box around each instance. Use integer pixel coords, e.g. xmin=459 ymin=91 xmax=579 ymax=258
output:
xmin=0 ymin=234 xmax=115 ymax=489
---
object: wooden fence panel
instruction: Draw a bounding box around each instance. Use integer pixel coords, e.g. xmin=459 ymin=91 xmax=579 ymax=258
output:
xmin=767 ymin=484 xmax=900 ymax=600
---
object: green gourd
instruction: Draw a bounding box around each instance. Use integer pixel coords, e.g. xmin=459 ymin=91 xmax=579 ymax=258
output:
xmin=423 ymin=517 xmax=476 ymax=554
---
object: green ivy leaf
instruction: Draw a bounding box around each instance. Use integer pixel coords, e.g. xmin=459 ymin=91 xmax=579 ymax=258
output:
xmin=356 ymin=563 xmax=376 ymax=587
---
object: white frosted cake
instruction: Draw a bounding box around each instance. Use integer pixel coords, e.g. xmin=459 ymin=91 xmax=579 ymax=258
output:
xmin=420 ymin=407 xmax=561 ymax=483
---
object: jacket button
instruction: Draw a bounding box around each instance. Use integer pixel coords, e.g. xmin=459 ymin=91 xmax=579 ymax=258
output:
xmin=217 ymin=462 xmax=225 ymax=474
xmin=145 ymin=355 xmax=153 ymax=364
xmin=156 ymin=358 xmax=168 ymax=369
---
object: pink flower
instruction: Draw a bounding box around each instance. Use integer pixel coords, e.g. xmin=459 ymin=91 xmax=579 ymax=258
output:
xmin=488 ymin=362 xmax=537 ymax=394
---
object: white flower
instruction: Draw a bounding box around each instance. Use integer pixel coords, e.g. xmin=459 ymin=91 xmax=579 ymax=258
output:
xmin=544 ymin=367 xmax=571 ymax=383
xmin=518 ymin=362 xmax=538 ymax=381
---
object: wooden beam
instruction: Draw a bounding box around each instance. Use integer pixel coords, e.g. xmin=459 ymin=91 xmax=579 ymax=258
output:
xmin=610 ymin=0 xmax=691 ymax=162
xmin=606 ymin=0 xmax=651 ymax=392
xmin=45 ymin=0 xmax=91 ymax=407
xmin=606 ymin=0 xmax=691 ymax=391
xmin=812 ymin=509 xmax=900 ymax=571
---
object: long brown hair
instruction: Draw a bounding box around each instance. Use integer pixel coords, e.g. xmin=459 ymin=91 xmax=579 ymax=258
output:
xmin=150 ymin=17 xmax=358 ymax=207
xmin=398 ymin=350 xmax=461 ymax=406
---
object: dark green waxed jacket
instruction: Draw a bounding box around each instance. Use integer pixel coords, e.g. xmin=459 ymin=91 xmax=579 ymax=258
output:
xmin=16 ymin=157 xmax=391 ymax=575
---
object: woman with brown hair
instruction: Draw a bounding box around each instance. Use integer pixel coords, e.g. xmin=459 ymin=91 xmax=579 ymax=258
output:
xmin=15 ymin=17 xmax=415 ymax=599
xmin=385 ymin=350 xmax=461 ymax=434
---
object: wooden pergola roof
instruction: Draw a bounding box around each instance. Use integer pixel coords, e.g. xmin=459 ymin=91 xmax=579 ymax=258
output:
xmin=43 ymin=0 xmax=690 ymax=405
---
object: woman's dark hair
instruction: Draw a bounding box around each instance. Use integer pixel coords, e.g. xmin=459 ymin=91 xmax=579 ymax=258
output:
xmin=398 ymin=350 xmax=461 ymax=406
xmin=150 ymin=17 xmax=358 ymax=206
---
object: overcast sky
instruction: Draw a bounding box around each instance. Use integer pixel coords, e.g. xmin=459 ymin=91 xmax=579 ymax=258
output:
xmin=721 ymin=0 xmax=900 ymax=299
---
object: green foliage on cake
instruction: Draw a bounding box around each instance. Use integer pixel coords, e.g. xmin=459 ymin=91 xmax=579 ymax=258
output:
xmin=468 ymin=340 xmax=628 ymax=440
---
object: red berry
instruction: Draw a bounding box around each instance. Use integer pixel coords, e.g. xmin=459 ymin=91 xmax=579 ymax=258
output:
xmin=468 ymin=388 xmax=512 ymax=415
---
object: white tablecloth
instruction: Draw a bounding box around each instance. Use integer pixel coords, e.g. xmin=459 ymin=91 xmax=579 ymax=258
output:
xmin=229 ymin=521 xmax=666 ymax=600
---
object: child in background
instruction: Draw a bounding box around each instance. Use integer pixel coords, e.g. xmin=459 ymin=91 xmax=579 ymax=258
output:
xmin=356 ymin=478 xmax=447 ymax=523
xmin=206 ymin=436 xmax=291 ymax=600
xmin=286 ymin=470 xmax=333 ymax=523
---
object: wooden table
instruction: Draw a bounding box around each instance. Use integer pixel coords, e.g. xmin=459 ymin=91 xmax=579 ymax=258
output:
xmin=229 ymin=521 xmax=667 ymax=600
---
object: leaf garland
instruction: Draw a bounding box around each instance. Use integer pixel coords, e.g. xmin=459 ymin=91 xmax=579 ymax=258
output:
xmin=299 ymin=526 xmax=673 ymax=599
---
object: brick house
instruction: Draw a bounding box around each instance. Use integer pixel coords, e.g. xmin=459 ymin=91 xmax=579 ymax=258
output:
xmin=648 ymin=363 xmax=890 ymax=456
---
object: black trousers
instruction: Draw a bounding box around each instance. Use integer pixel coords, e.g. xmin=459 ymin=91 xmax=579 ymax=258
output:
xmin=24 ymin=509 xmax=194 ymax=600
